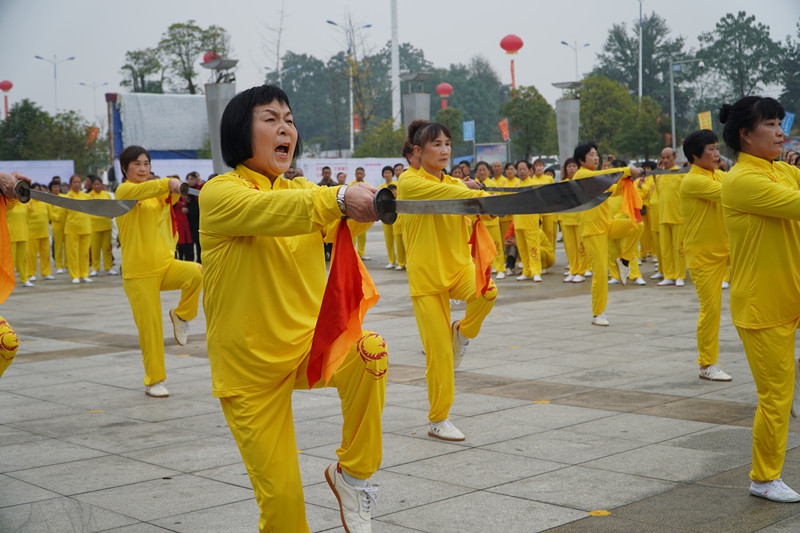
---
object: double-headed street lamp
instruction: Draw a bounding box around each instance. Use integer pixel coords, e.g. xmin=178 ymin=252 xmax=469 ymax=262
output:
xmin=560 ymin=41 xmax=590 ymax=81
xmin=79 ymin=81 xmax=109 ymax=124
xmin=34 ymin=54 xmax=75 ymax=113
xmin=669 ymin=58 xmax=704 ymax=150
xmin=327 ymin=19 xmax=372 ymax=154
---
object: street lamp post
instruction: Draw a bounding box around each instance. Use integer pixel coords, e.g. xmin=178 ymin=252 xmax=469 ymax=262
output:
xmin=669 ymin=58 xmax=704 ymax=150
xmin=34 ymin=54 xmax=75 ymax=112
xmin=327 ymin=19 xmax=372 ymax=155
xmin=79 ymin=81 xmax=108 ymax=124
xmin=560 ymin=41 xmax=589 ymax=81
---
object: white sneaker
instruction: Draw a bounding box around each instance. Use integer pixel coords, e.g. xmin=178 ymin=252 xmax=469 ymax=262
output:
xmin=616 ymin=258 xmax=629 ymax=286
xmin=89 ymin=270 xmax=98 ymax=277
xmin=72 ymin=278 xmax=80 ymax=285
xmin=585 ymin=270 xmax=592 ymax=277
xmin=657 ymin=279 xmax=675 ymax=286
xmin=43 ymin=275 xmax=55 ymax=280
xmin=496 ymin=271 xmax=506 ymax=280
xmin=451 ymin=320 xmax=469 ymax=369
xmin=516 ymin=261 xmax=523 ymax=269
xmin=491 ymin=267 xmax=497 ymax=274
xmin=633 ymin=277 xmax=646 ymax=286
xmin=541 ymin=269 xmax=548 ymax=275
xmin=361 ymin=255 xmax=372 ymax=261
xmin=750 ymin=479 xmax=800 ymax=502
xmin=325 ymin=463 xmax=377 ymax=532
xmin=699 ymin=364 xmax=732 ymax=382
xmin=22 ymin=280 xmax=34 ymax=287
xmin=533 ymin=274 xmax=542 ymax=282
xmin=722 ymin=281 xmax=730 ymax=289
xmin=145 ymin=381 xmax=169 ymax=398
xmin=676 ymin=278 xmax=685 ymax=287
xmin=428 ymin=419 xmax=465 ymax=441
xmin=651 ymin=272 xmax=664 ymax=280
xmin=170 ymin=308 xmax=189 ymax=346
xmin=793 ymin=358 xmax=800 ymax=418
xmin=592 ymin=313 xmax=610 ymax=326
xmin=385 ymin=263 xmax=396 ymax=269
xmin=516 ymin=274 xmax=531 ymax=281
xmin=505 ymin=269 xmax=513 ymax=277
xmin=28 ymin=275 xmax=36 ymax=281
xmin=56 ymin=268 xmax=65 ymax=274
xmin=637 ymin=258 xmax=642 ymax=265
xmin=572 ymin=274 xmax=585 ymax=283
xmin=395 ymin=265 xmax=405 ymax=270
xmin=609 ymin=278 xmax=621 ymax=285
xmin=82 ymin=277 xmax=93 ymax=283
xmin=107 ymin=269 xmax=119 ymax=275
xmin=563 ymin=274 xmax=575 ymax=283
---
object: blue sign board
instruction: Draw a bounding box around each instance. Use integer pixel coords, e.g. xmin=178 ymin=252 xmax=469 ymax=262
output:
xmin=463 ymin=120 xmax=475 ymax=142
xmin=782 ymin=112 xmax=795 ymax=136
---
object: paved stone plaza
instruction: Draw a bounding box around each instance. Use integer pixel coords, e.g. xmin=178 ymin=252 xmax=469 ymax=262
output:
xmin=2 ymin=224 xmax=800 ymax=532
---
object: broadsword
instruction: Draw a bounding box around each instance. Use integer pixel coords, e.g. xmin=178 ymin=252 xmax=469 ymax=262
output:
xmin=14 ymin=181 xmax=137 ymax=218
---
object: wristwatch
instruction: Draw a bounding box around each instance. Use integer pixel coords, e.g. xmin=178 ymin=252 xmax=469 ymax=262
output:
xmin=337 ymin=185 xmax=348 ymax=214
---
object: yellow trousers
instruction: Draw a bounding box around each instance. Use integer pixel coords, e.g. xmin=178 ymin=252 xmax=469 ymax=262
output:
xmin=65 ymin=233 xmax=90 ymax=279
xmin=499 ymin=217 xmax=513 ymax=266
xmin=382 ymin=223 xmax=395 ymax=264
xmin=394 ymin=234 xmax=406 ymax=267
xmin=412 ymin=269 xmax=496 ymax=422
xmin=562 ymin=224 xmax=587 ymax=275
xmin=486 ymin=224 xmax=504 ymax=272
xmin=355 ymin=233 xmax=366 ymax=257
xmin=91 ymin=230 xmax=113 ymax=271
xmin=584 ymin=220 xmax=638 ymax=316
xmin=608 ymin=223 xmax=643 ymax=280
xmin=542 ymin=214 xmax=557 ymax=251
xmin=738 ymin=317 xmax=800 ymax=482
xmin=11 ymin=241 xmax=28 ymax=282
xmin=122 ymin=260 xmax=203 ymax=386
xmin=639 ymin=213 xmax=654 ymax=259
xmin=517 ymin=228 xmax=541 ymax=277
xmin=53 ymin=228 xmax=65 ymax=269
xmin=220 ymin=331 xmax=387 ymax=533
xmin=690 ymin=260 xmax=728 ymax=367
xmin=651 ymin=229 xmax=662 ymax=273
xmin=27 ymin=237 xmax=51 ymax=277
xmin=659 ymin=223 xmax=685 ymax=280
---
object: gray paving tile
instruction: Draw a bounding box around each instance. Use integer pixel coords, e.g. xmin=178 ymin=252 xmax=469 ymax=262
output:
xmin=61 ymin=421 xmax=204 ymax=454
xmin=0 ymin=474 xmax=60 ymax=507
xmin=0 ymin=391 xmax=81 ymax=424
xmin=150 ymin=499 xmax=260 ymax=532
xmin=0 ymin=437 xmax=107 ymax=473
xmin=567 ymin=412 xmax=714 ymax=443
xmin=0 ymin=496 xmax=137 ymax=532
xmin=121 ymin=436 xmax=243 ymax=473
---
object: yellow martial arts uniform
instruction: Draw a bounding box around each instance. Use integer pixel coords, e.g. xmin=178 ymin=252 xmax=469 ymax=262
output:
xmin=530 ymin=175 xmax=557 ymax=254
xmin=657 ymin=167 xmax=686 ymax=280
xmin=48 ymin=201 xmax=66 ymax=270
xmin=575 ymin=167 xmax=637 ymax=316
xmin=495 ymin=176 xmax=520 ymax=267
xmin=513 ymin=176 xmax=542 ymax=277
xmin=64 ymin=191 xmax=92 ymax=280
xmin=115 ymin=178 xmax=202 ymax=387
xmin=89 ymin=189 xmax=114 ymax=272
xmin=637 ymin=177 xmax=654 ymax=259
xmin=393 ymin=213 xmax=407 ymax=268
xmin=200 ymin=165 xmax=387 ymax=532
xmin=647 ymin=176 xmax=663 ymax=271
xmin=378 ymin=181 xmax=397 ymax=264
xmin=27 ymin=199 xmax=50 ymax=278
xmin=559 ymin=178 xmax=587 ymax=275
xmin=349 ymin=180 xmax=373 ymax=256
xmin=6 ymin=201 xmax=29 ymax=282
xmin=681 ymin=165 xmax=728 ymax=368
xmin=722 ymin=153 xmax=800 ymax=483
xmin=479 ymin=177 xmax=504 ymax=272
xmin=398 ymin=167 xmax=496 ymax=422
xmin=607 ymin=193 xmax=644 ymax=281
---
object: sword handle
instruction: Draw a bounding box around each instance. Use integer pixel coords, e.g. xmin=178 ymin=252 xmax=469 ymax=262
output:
xmin=373 ymin=187 xmax=397 ymax=225
xmin=14 ymin=180 xmax=30 ymax=204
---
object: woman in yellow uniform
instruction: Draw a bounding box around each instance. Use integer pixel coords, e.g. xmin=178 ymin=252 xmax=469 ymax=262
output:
xmin=720 ymin=96 xmax=800 ymax=502
xmin=656 ymin=147 xmax=686 ymax=287
xmin=26 ymin=186 xmax=53 ymax=281
xmin=88 ymin=176 xmax=117 ymax=276
xmin=474 ymin=161 xmax=504 ymax=276
xmin=496 ymin=162 xmax=520 ymax=277
xmin=378 ymin=165 xmax=398 ymax=269
xmin=679 ymin=129 xmax=732 ymax=382
xmin=534 ymin=160 xmax=557 ymax=260
xmin=115 ymin=146 xmax=203 ymax=398
xmin=48 ymin=180 xmax=67 ymax=274
xmin=573 ymin=142 xmax=641 ymax=326
xmin=6 ymin=198 xmax=31 ymax=287
xmin=201 ymin=85 xmax=387 ymax=532
xmin=513 ymin=160 xmax=542 ymax=282
xmin=398 ymin=120 xmax=496 ymax=442
xmin=64 ymin=175 xmax=92 ymax=284
xmin=560 ymin=158 xmax=588 ymax=283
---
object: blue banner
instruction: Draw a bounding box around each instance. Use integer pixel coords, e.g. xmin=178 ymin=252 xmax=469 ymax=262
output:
xmin=782 ymin=112 xmax=795 ymax=136
xmin=463 ymin=120 xmax=475 ymax=142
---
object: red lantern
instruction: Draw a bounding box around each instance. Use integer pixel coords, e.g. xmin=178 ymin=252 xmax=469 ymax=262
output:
xmin=0 ymin=80 xmax=11 ymax=120
xmin=436 ymin=82 xmax=453 ymax=109
xmin=203 ymin=50 xmax=220 ymax=63
xmin=500 ymin=35 xmax=524 ymax=90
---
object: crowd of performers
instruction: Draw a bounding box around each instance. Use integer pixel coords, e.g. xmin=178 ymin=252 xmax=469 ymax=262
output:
xmin=2 ymin=86 xmax=800 ymax=531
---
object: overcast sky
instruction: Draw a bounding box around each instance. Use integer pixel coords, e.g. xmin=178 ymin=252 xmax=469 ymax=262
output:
xmin=1 ymin=0 xmax=798 ymax=128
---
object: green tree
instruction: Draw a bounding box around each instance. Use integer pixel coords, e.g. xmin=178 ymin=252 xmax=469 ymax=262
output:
xmin=615 ymin=96 xmax=663 ymax=160
xmin=577 ymin=74 xmax=635 ymax=154
xmin=779 ymin=22 xmax=800 ymax=117
xmin=120 ymin=48 xmax=164 ymax=93
xmin=434 ymin=107 xmax=467 ymax=159
xmin=0 ymin=99 xmax=51 ymax=160
xmin=352 ymin=119 xmax=406 ymax=157
xmin=499 ymin=86 xmax=557 ymax=160
xmin=698 ymin=11 xmax=782 ymax=99
xmin=157 ymin=20 xmax=232 ymax=94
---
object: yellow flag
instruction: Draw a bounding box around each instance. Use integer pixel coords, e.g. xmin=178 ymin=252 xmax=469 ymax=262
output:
xmin=698 ymin=111 xmax=712 ymax=130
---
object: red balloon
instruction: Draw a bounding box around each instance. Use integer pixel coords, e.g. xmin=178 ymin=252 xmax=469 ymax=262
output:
xmin=203 ymin=51 xmax=220 ymax=63
xmin=436 ymin=82 xmax=453 ymax=97
xmin=500 ymin=34 xmax=524 ymax=54
xmin=0 ymin=80 xmax=12 ymax=92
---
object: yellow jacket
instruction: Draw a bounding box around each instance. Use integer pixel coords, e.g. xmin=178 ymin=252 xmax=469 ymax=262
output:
xmin=657 ymin=171 xmax=685 ymax=224
xmin=722 ymin=152 xmax=800 ymax=329
xmin=115 ymin=178 xmax=178 ymax=279
xmin=64 ymin=191 xmax=91 ymax=235
xmin=513 ymin=176 xmax=542 ymax=230
xmin=6 ymin=201 xmax=28 ymax=243
xmin=89 ymin=190 xmax=113 ymax=232
xmin=398 ymin=167 xmax=488 ymax=297
xmin=200 ymin=165 xmax=343 ymax=397
xmin=680 ymin=165 xmax=728 ymax=269
xmin=48 ymin=200 xmax=66 ymax=230
xmin=27 ymin=200 xmax=50 ymax=239
xmin=574 ymin=166 xmax=630 ymax=237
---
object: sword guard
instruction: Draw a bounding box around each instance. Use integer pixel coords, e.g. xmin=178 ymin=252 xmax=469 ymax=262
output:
xmin=14 ymin=180 xmax=30 ymax=204
xmin=373 ymin=187 xmax=397 ymax=225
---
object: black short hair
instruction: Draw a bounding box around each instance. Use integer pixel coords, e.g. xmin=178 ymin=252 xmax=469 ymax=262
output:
xmin=642 ymin=160 xmax=657 ymax=171
xmin=322 ymin=166 xmax=331 ymax=172
xmin=460 ymin=161 xmax=470 ymax=168
xmin=611 ymin=159 xmax=627 ymax=168
xmin=475 ymin=161 xmax=491 ymax=173
xmin=393 ymin=163 xmax=404 ymax=170
xmin=504 ymin=162 xmax=515 ymax=172
xmin=407 ymin=120 xmax=452 ymax=148
xmin=719 ymin=96 xmax=785 ymax=153
xmin=573 ymin=142 xmax=598 ymax=166
xmin=381 ymin=165 xmax=393 ymax=174
xmin=90 ymin=175 xmax=102 ymax=183
xmin=356 ymin=167 xmax=365 ymax=173
xmin=682 ymin=129 xmax=719 ymax=163
xmin=186 ymin=171 xmax=199 ymax=180
xmin=119 ymin=145 xmax=150 ymax=177
xmin=515 ymin=160 xmax=531 ymax=170
xmin=220 ymin=84 xmax=302 ymax=168
xmin=532 ymin=158 xmax=545 ymax=168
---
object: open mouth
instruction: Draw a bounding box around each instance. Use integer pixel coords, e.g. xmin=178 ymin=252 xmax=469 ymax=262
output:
xmin=275 ymin=144 xmax=290 ymax=155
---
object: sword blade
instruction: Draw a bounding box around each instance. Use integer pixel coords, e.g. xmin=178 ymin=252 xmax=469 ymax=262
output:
xmin=644 ymin=168 xmax=689 ymax=176
xmin=15 ymin=181 xmax=137 ymax=217
xmin=483 ymin=184 xmax=541 ymax=193
xmin=179 ymin=183 xmax=200 ymax=197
